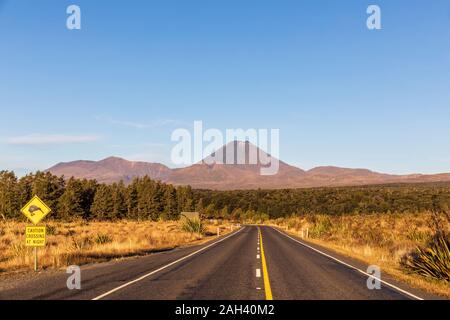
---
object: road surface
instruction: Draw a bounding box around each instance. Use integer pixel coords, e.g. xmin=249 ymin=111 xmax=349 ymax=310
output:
xmin=0 ymin=226 xmax=439 ymax=300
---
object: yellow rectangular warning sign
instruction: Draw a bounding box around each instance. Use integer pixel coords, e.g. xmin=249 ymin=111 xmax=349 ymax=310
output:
xmin=25 ymin=226 xmax=46 ymax=247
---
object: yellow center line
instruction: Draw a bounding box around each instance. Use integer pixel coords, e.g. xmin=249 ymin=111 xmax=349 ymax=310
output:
xmin=258 ymin=227 xmax=273 ymax=300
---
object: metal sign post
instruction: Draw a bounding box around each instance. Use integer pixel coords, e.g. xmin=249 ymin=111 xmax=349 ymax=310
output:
xmin=34 ymin=247 xmax=37 ymax=272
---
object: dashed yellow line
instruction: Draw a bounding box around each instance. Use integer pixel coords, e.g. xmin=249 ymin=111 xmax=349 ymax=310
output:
xmin=258 ymin=227 xmax=273 ymax=300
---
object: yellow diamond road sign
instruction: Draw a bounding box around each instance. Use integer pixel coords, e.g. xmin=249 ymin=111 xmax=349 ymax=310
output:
xmin=21 ymin=195 xmax=52 ymax=225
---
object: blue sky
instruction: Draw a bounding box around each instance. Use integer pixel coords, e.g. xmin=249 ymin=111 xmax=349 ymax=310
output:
xmin=1 ymin=0 xmax=450 ymax=175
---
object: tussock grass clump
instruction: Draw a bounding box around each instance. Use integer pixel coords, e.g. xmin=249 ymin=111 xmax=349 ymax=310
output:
xmin=9 ymin=243 xmax=28 ymax=258
xmin=94 ymin=233 xmax=112 ymax=245
xmin=181 ymin=219 xmax=205 ymax=235
xmin=71 ymin=237 xmax=92 ymax=250
xmin=46 ymin=225 xmax=57 ymax=235
xmin=406 ymin=229 xmax=430 ymax=242
xmin=402 ymin=235 xmax=450 ymax=282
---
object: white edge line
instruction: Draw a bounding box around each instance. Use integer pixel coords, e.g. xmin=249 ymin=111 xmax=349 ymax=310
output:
xmin=92 ymin=227 xmax=245 ymax=300
xmin=272 ymin=227 xmax=424 ymax=300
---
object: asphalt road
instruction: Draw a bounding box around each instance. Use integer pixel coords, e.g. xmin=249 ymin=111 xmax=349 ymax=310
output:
xmin=0 ymin=226 xmax=440 ymax=300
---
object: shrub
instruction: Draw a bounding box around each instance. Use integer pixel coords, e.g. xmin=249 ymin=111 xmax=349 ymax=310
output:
xmin=71 ymin=237 xmax=92 ymax=250
xmin=406 ymin=230 xmax=429 ymax=243
xmin=9 ymin=242 xmax=27 ymax=258
xmin=46 ymin=225 xmax=57 ymax=235
xmin=310 ymin=215 xmax=333 ymax=238
xmin=94 ymin=233 xmax=113 ymax=245
xmin=401 ymin=235 xmax=450 ymax=282
xmin=181 ymin=219 xmax=205 ymax=235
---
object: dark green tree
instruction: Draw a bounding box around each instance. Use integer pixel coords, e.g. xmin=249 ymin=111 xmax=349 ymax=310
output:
xmin=162 ymin=184 xmax=178 ymax=220
xmin=110 ymin=181 xmax=127 ymax=219
xmin=0 ymin=171 xmax=19 ymax=219
xmin=57 ymin=177 xmax=84 ymax=220
xmin=91 ymin=184 xmax=114 ymax=220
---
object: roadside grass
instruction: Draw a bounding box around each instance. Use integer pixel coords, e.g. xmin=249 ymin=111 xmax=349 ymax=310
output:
xmin=0 ymin=219 xmax=231 ymax=274
xmin=181 ymin=218 xmax=205 ymax=235
xmin=269 ymin=212 xmax=450 ymax=299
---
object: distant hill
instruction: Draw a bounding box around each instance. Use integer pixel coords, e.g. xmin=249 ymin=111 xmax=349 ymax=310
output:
xmin=46 ymin=141 xmax=450 ymax=190
xmin=48 ymin=157 xmax=171 ymax=184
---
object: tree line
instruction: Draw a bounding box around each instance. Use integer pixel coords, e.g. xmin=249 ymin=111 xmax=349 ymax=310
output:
xmin=196 ymin=183 xmax=450 ymax=218
xmin=1 ymin=170 xmax=449 ymax=221
xmin=0 ymin=171 xmax=195 ymax=221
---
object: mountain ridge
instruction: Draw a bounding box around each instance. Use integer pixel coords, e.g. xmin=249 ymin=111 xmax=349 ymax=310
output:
xmin=46 ymin=142 xmax=450 ymax=190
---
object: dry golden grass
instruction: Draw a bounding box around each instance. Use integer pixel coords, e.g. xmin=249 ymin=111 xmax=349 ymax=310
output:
xmin=0 ymin=219 xmax=231 ymax=274
xmin=269 ymin=212 xmax=450 ymax=299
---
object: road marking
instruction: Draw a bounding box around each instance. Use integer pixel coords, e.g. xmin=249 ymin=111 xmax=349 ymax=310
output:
xmin=92 ymin=227 xmax=245 ymax=300
xmin=258 ymin=227 xmax=273 ymax=300
xmin=257 ymin=254 xmax=260 ymax=259
xmin=272 ymin=227 xmax=424 ymax=300
xmin=256 ymin=269 xmax=261 ymax=277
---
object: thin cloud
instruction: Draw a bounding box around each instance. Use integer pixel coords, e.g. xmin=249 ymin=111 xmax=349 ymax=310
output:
xmin=7 ymin=134 xmax=100 ymax=145
xmin=98 ymin=116 xmax=187 ymax=129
